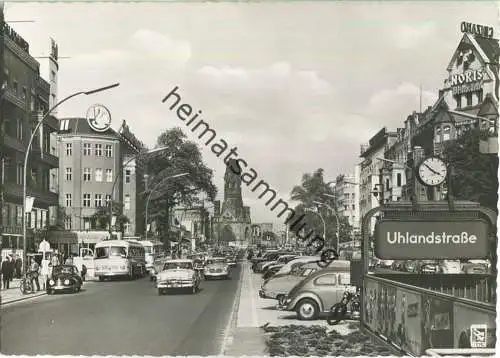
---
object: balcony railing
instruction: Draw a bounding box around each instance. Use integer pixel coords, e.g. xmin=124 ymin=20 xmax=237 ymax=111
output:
xmin=3 ymin=182 xmax=58 ymax=205
xmin=3 ymin=87 xmax=26 ymax=110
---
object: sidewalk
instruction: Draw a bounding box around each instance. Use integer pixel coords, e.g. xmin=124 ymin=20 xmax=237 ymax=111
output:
xmin=223 ymin=261 xmax=358 ymax=356
xmin=0 ymin=278 xmax=45 ymax=305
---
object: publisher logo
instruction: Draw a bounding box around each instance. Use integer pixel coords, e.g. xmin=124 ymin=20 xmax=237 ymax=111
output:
xmin=470 ymin=324 xmax=487 ymax=348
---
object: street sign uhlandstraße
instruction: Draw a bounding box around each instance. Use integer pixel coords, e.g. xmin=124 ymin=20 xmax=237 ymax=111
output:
xmin=375 ymin=219 xmax=489 ymax=259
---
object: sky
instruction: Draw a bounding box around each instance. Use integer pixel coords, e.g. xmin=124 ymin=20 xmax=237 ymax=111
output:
xmin=3 ymin=1 xmax=500 ymax=229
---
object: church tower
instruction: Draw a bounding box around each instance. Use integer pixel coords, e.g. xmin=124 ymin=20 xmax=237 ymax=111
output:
xmin=221 ymin=159 xmax=245 ymax=221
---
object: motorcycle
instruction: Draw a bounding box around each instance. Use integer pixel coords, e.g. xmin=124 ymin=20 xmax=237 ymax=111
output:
xmin=327 ymin=288 xmax=361 ymax=325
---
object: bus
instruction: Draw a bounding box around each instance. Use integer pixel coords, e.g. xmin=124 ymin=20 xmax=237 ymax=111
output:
xmin=139 ymin=240 xmax=164 ymax=274
xmin=94 ymin=240 xmax=146 ymax=281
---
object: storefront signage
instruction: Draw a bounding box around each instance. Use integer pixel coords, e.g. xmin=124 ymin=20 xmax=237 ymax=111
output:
xmin=451 ymin=69 xmax=484 ymax=95
xmin=375 ymin=219 xmax=489 ymax=259
xmin=461 ymin=22 xmax=494 ymax=39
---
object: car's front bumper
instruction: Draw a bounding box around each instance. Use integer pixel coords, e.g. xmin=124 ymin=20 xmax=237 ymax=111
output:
xmin=48 ymin=285 xmax=76 ymax=291
xmin=204 ymin=271 xmax=228 ymax=278
xmin=157 ymin=280 xmax=195 ymax=288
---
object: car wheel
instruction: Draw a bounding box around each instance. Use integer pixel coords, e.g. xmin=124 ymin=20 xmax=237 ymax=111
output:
xmin=296 ymin=298 xmax=319 ymax=320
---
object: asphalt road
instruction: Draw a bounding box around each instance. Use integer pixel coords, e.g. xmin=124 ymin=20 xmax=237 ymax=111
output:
xmin=0 ymin=265 xmax=241 ymax=355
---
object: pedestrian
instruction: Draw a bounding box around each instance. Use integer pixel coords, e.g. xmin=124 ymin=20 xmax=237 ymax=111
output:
xmin=29 ymin=258 xmax=41 ymax=292
xmin=40 ymin=258 xmax=50 ymax=290
xmin=51 ymin=253 xmax=60 ymax=267
xmin=15 ymin=256 xmax=22 ymax=278
xmin=65 ymin=256 xmax=74 ymax=265
xmin=1 ymin=256 xmax=13 ymax=289
xmin=81 ymin=265 xmax=87 ymax=282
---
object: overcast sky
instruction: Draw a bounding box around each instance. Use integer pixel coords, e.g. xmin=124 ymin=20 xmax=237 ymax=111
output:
xmin=4 ymin=1 xmax=499 ymax=228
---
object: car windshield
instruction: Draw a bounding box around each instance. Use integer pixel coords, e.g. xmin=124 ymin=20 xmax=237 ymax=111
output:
xmin=163 ymin=262 xmax=193 ymax=270
xmin=96 ymin=246 xmax=127 ymax=258
xmin=207 ymin=258 xmax=226 ymax=265
xmin=52 ymin=266 xmax=76 ymax=275
xmin=143 ymin=247 xmax=152 ymax=254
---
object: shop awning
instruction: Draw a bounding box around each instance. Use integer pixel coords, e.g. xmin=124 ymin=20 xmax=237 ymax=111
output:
xmin=47 ymin=231 xmax=78 ymax=245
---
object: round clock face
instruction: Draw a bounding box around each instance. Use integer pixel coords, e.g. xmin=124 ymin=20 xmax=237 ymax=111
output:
xmin=417 ymin=157 xmax=448 ymax=187
xmin=86 ymin=104 xmax=112 ymax=132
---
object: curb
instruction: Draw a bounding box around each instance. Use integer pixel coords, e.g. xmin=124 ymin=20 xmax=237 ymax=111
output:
xmin=1 ymin=291 xmax=46 ymax=306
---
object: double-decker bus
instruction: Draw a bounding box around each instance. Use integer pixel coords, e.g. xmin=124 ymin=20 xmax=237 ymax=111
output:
xmin=140 ymin=240 xmax=164 ymax=274
xmin=94 ymin=240 xmax=146 ymax=281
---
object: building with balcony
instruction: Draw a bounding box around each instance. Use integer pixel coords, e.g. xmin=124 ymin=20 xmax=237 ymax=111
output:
xmin=54 ymin=118 xmax=146 ymax=256
xmin=1 ymin=16 xmax=59 ymax=258
xmin=334 ymin=169 xmax=360 ymax=232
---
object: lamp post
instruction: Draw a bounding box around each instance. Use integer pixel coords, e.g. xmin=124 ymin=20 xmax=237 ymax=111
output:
xmin=144 ymin=172 xmax=188 ymax=240
xmin=22 ymin=83 xmax=119 ymax=274
xmin=304 ymin=207 xmax=326 ymax=239
xmin=108 ymin=146 xmax=169 ymax=237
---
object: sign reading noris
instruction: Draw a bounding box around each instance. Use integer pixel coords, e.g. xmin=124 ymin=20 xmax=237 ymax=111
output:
xmin=451 ymin=70 xmax=484 ymax=95
xmin=375 ymin=220 xmax=489 ymax=259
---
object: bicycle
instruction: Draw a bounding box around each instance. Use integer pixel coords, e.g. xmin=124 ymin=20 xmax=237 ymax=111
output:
xmin=19 ymin=273 xmax=35 ymax=295
xmin=327 ymin=288 xmax=361 ymax=325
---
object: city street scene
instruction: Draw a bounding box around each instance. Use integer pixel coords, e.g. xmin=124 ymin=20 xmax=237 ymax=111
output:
xmin=0 ymin=1 xmax=498 ymax=356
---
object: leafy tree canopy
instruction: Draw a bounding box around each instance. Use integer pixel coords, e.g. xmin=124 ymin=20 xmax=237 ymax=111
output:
xmin=442 ymin=128 xmax=498 ymax=213
xmin=289 ymin=168 xmax=353 ymax=249
xmin=90 ymin=201 xmax=129 ymax=231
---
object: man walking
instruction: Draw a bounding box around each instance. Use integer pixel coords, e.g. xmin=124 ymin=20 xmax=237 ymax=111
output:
xmin=29 ymin=258 xmax=40 ymax=292
xmin=1 ymin=256 xmax=13 ymax=289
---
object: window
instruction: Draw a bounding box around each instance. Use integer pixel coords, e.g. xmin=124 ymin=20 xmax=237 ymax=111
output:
xmin=95 ymin=144 xmax=102 ymax=156
xmin=95 ymin=168 xmax=103 ymax=182
xmin=105 ymin=194 xmax=111 ymax=205
xmin=50 ymin=70 xmax=56 ymax=82
xmin=83 ymin=194 xmax=91 ymax=207
xmin=104 ymin=144 xmax=112 ymax=157
xmin=83 ymin=143 xmax=91 ymax=156
xmin=64 ymin=217 xmax=72 ymax=230
xmin=83 ymin=217 xmax=91 ymax=230
xmin=466 ymin=93 xmax=473 ymax=107
xmin=16 ymin=118 xmax=23 ymax=140
xmin=125 ymin=169 xmax=131 ymax=183
xmin=65 ymin=193 xmax=72 ymax=207
xmin=124 ymin=223 xmax=131 ymax=234
xmin=443 ymin=125 xmax=451 ymax=141
xmin=106 ymin=169 xmax=113 ymax=182
xmin=13 ymin=80 xmax=18 ymax=94
xmin=21 ymin=86 xmax=27 ymax=101
xmin=314 ymin=274 xmax=336 ymax=285
xmin=477 ymin=90 xmax=484 ymax=103
xmin=397 ymin=173 xmax=402 ymax=187
xmin=352 ymin=204 xmax=355 ymax=210
xmin=83 ymin=168 xmax=92 ymax=182
xmin=435 ymin=127 xmax=442 ymax=143
xmin=16 ymin=164 xmax=23 ymax=185
xmin=65 ymin=167 xmax=72 ymax=181
xmin=65 ymin=143 xmax=72 ymax=156
xmin=124 ymin=195 xmax=131 ymax=210
xmin=94 ymin=194 xmax=103 ymax=207
xmin=385 ymin=179 xmax=390 ymax=191
xmin=30 ymin=94 xmax=35 ymax=111
xmin=455 ymin=95 xmax=462 ymax=109
xmin=344 ymin=205 xmax=348 ymax=211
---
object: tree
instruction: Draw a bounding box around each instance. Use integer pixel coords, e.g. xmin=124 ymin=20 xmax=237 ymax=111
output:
xmin=144 ymin=128 xmax=217 ymax=247
xmin=90 ymin=201 xmax=129 ymax=231
xmin=288 ymin=168 xmax=352 ymax=250
xmin=442 ymin=128 xmax=498 ymax=213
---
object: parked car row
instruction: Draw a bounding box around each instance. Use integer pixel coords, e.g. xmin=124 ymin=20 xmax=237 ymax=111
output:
xmin=253 ymin=251 xmax=357 ymax=321
xmin=371 ymin=258 xmax=492 ymax=274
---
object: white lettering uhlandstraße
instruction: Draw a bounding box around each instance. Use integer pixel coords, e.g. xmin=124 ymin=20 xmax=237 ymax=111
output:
xmin=386 ymin=231 xmax=478 ymax=245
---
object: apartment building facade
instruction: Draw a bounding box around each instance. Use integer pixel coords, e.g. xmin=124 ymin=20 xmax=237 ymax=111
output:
xmin=1 ymin=16 xmax=59 ymax=258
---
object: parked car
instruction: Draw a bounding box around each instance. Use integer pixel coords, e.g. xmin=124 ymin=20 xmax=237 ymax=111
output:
xmin=204 ymin=257 xmax=230 ymax=280
xmin=462 ymin=259 xmax=491 ymax=274
xmin=259 ymin=262 xmax=322 ymax=304
xmin=403 ymin=260 xmax=418 ymax=273
xmin=438 ymin=260 xmax=463 ymax=274
xmin=251 ymin=251 xmax=288 ymax=272
xmin=417 ymin=260 xmax=440 ymax=274
xmin=391 ymin=260 xmax=405 ymax=271
xmin=377 ymin=259 xmax=394 ymax=269
xmin=274 ymin=256 xmax=321 ymax=276
xmin=281 ymin=262 xmax=355 ymax=320
xmin=46 ymin=264 xmax=83 ymax=294
xmin=156 ymin=259 xmax=200 ymax=295
xmin=263 ymin=264 xmax=285 ymax=280
xmin=262 ymin=255 xmax=297 ymax=274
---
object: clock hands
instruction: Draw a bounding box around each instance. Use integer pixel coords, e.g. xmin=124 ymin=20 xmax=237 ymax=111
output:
xmin=423 ymin=163 xmax=442 ymax=176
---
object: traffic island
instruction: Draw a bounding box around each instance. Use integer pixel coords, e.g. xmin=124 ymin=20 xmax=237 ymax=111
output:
xmin=263 ymin=323 xmax=397 ymax=356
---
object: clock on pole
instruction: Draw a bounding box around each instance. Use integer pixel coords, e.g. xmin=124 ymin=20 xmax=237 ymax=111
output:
xmin=416 ymin=156 xmax=448 ymax=187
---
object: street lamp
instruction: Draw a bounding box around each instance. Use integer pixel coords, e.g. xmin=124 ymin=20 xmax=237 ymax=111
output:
xmin=144 ymin=172 xmax=188 ymax=240
xmin=314 ymin=199 xmax=340 ymax=250
xmin=22 ymin=83 xmax=119 ymax=274
xmin=304 ymin=206 xmax=326 ymax=239
xmin=108 ymin=146 xmax=169 ymax=237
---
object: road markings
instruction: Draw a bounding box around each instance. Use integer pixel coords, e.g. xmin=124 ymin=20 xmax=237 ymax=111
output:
xmin=219 ymin=262 xmax=244 ymax=356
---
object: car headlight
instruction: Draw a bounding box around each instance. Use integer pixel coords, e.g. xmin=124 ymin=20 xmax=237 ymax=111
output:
xmin=49 ymin=279 xmax=55 ymax=285
xmin=64 ymin=279 xmax=70 ymax=285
